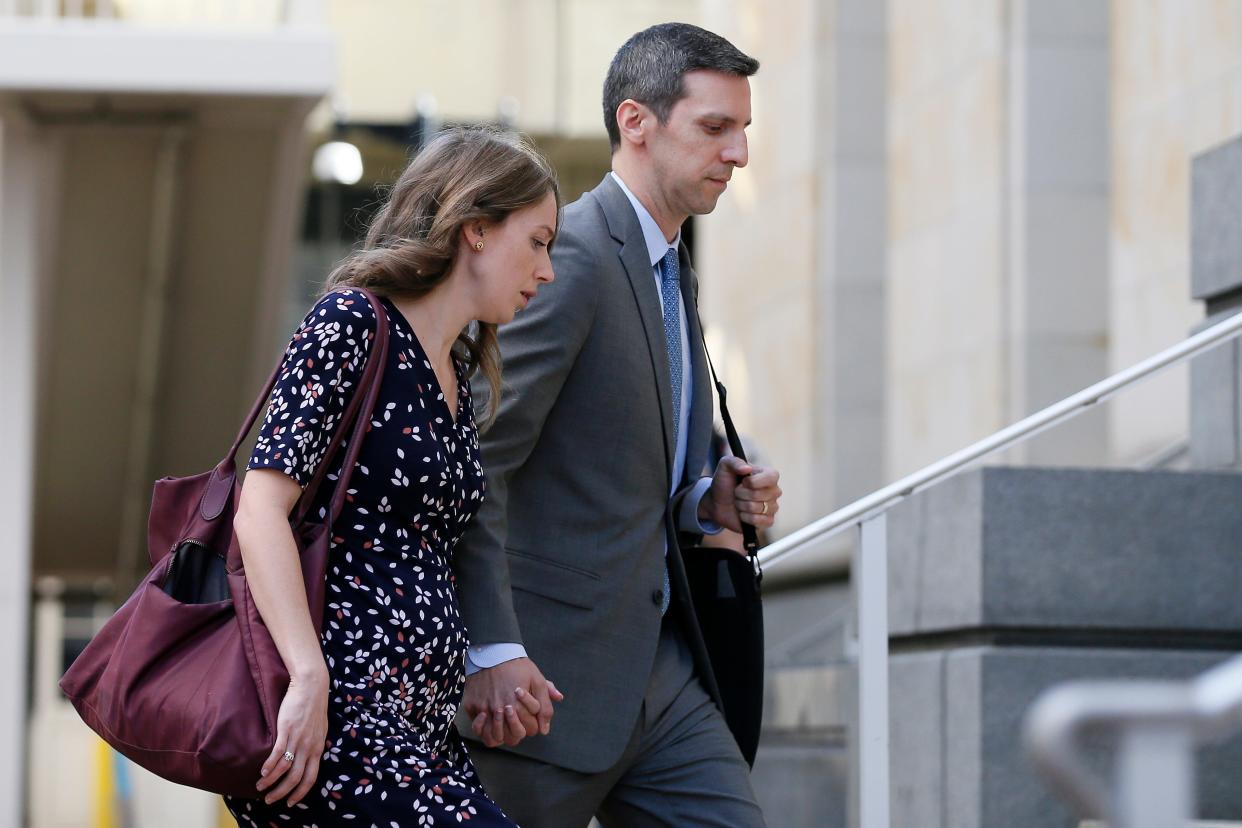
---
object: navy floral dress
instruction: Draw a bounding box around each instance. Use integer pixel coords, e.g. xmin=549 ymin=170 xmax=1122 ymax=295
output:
xmin=225 ymin=289 xmax=515 ymax=827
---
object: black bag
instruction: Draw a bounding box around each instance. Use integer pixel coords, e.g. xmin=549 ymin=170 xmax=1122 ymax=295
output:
xmin=679 ymin=313 xmax=765 ymax=767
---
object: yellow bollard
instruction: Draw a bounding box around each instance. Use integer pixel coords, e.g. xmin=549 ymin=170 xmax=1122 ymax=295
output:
xmin=92 ymin=738 xmax=116 ymax=828
xmin=218 ymin=797 xmax=236 ymax=827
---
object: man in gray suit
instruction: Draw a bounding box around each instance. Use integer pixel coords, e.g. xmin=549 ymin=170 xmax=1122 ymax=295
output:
xmin=454 ymin=22 xmax=782 ymax=827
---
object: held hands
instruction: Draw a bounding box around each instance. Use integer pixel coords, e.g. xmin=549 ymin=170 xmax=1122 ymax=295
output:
xmin=256 ymin=667 xmax=330 ymax=807
xmin=462 ymin=657 xmax=564 ymax=748
xmin=699 ymin=456 xmax=783 ymax=533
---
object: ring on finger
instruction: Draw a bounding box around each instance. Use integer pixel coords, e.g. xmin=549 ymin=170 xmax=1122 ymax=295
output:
xmin=760 ymin=501 xmax=769 ymax=516
xmin=283 ymin=751 xmax=295 ymax=763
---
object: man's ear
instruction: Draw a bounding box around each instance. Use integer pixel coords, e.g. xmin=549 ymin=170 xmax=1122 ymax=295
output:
xmin=615 ymin=99 xmax=651 ymax=149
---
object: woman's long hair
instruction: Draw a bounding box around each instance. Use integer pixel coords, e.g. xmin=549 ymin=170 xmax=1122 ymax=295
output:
xmin=326 ymin=127 xmax=561 ymax=428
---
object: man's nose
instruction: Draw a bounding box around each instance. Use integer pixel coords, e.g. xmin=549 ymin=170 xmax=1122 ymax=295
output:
xmin=723 ymin=131 xmax=748 ymax=168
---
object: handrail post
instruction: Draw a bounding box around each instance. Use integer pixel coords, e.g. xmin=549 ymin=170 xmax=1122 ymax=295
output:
xmin=850 ymin=514 xmax=890 ymax=828
xmin=1114 ymin=722 xmax=1194 ymax=828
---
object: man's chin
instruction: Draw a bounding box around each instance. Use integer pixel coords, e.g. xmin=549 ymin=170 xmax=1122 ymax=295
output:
xmin=692 ymin=196 xmax=723 ymax=216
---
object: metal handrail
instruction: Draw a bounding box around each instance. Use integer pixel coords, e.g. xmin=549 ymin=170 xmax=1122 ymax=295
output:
xmin=760 ymin=308 xmax=1242 ymax=572
xmin=1191 ymin=651 xmax=1242 ymax=731
xmin=1025 ymin=679 xmax=1199 ymax=820
xmin=1025 ymin=652 xmax=1242 ymax=827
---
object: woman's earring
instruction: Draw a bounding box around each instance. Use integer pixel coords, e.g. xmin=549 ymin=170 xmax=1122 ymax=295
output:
xmin=474 ymin=240 xmax=484 ymax=251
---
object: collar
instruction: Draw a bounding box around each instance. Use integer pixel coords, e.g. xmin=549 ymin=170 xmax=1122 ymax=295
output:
xmin=609 ymin=171 xmax=680 ymax=268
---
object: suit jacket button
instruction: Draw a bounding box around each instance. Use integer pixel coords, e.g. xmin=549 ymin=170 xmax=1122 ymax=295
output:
xmin=651 ymin=588 xmax=663 ymax=606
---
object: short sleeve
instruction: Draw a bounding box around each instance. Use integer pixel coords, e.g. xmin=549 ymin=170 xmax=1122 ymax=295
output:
xmin=247 ymin=289 xmax=379 ymax=487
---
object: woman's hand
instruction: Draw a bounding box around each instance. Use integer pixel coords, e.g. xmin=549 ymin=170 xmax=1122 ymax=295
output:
xmin=463 ymin=657 xmax=565 ymax=747
xmin=255 ymin=667 xmax=330 ymax=806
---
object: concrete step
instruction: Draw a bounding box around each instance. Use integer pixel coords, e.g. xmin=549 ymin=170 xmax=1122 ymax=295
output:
xmin=889 ymin=467 xmax=1242 ymax=638
xmin=754 ymin=582 xmax=853 ymax=828
xmin=764 ymin=662 xmax=850 ymax=730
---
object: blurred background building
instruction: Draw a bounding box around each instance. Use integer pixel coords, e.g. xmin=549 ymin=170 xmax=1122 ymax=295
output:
xmin=4 ymin=1 xmax=1242 ymax=826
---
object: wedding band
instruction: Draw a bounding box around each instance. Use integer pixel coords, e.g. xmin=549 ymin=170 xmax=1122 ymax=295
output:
xmin=760 ymin=501 xmax=769 ymax=516
xmin=282 ymin=751 xmax=295 ymax=763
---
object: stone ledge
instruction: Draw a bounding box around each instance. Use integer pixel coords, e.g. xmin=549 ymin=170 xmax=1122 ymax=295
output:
xmin=888 ymin=467 xmax=1242 ymax=637
xmin=1193 ymin=135 xmax=1242 ymax=300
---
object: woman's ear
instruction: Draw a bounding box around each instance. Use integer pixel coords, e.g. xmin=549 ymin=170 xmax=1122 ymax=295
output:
xmin=464 ymin=221 xmax=487 ymax=252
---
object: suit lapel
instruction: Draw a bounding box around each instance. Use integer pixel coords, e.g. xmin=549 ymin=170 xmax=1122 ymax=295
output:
xmin=595 ymin=175 xmax=676 ymax=478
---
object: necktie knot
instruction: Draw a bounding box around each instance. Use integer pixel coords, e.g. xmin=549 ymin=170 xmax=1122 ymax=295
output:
xmin=660 ymin=248 xmax=680 ymax=289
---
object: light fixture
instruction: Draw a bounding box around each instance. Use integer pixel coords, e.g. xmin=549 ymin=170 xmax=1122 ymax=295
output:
xmin=312 ymin=140 xmax=363 ymax=186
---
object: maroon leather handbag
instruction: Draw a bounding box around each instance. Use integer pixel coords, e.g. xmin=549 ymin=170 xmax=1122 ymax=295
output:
xmin=59 ymin=289 xmax=389 ymax=798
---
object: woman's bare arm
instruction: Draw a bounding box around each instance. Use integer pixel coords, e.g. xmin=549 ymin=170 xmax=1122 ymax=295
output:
xmin=234 ymin=468 xmax=329 ymax=806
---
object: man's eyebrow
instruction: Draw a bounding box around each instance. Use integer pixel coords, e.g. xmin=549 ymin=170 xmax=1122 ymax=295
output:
xmin=699 ymin=113 xmax=752 ymax=127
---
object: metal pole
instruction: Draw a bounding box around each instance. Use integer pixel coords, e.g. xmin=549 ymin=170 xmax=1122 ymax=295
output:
xmin=1114 ymin=723 xmax=1193 ymax=828
xmin=852 ymin=515 xmax=890 ymax=828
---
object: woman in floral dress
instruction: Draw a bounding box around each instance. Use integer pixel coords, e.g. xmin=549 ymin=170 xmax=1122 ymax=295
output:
xmin=225 ymin=128 xmax=561 ymax=827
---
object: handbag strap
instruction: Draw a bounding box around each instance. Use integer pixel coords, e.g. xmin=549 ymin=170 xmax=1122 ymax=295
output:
xmin=687 ymin=281 xmax=762 ymax=573
xmin=294 ymin=291 xmax=390 ymax=527
xmin=213 ymin=288 xmax=389 ymax=529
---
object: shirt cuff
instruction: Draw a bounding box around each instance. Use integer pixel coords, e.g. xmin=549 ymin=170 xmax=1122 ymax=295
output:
xmin=679 ymin=476 xmax=723 ymax=535
xmin=464 ymin=643 xmax=528 ymax=676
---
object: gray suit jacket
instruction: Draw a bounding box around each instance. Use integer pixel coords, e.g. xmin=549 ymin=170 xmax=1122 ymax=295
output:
xmin=453 ymin=173 xmax=720 ymax=773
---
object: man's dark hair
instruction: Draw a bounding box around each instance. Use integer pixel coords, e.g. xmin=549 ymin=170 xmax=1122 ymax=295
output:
xmin=603 ymin=22 xmax=759 ymax=151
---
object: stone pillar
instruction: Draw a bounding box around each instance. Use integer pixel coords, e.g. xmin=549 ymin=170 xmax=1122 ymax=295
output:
xmin=888 ymin=0 xmax=1008 ymax=477
xmin=694 ymin=0 xmax=819 ymax=534
xmin=697 ymin=0 xmax=888 ymax=535
xmin=0 ymin=103 xmax=59 ymax=828
xmin=818 ymin=0 xmax=888 ymax=506
xmin=1004 ymin=0 xmax=1110 ymax=465
xmin=1110 ymin=0 xmax=1242 ymax=464
xmin=887 ymin=0 xmax=1110 ymax=477
xmin=1190 ymin=136 xmax=1242 ymax=469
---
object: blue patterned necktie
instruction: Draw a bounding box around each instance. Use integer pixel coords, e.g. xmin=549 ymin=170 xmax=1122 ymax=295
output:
xmin=658 ymin=248 xmax=682 ymax=616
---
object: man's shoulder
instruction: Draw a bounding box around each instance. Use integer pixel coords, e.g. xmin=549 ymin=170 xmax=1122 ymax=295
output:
xmin=560 ymin=187 xmax=608 ymax=236
xmin=551 ymin=188 xmax=614 ymax=269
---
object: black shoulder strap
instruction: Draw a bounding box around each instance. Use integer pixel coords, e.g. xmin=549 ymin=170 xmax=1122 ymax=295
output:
xmin=689 ymin=291 xmax=763 ymax=571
